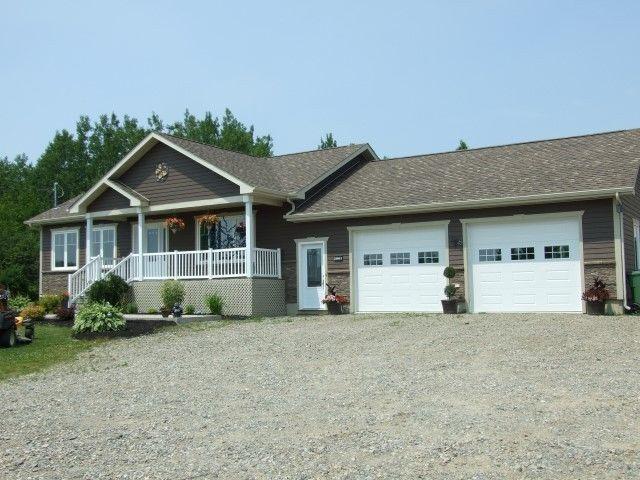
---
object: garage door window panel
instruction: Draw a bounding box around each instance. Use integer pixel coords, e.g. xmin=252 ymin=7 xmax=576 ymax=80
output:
xmin=479 ymin=248 xmax=501 ymax=262
xmin=363 ymin=253 xmax=383 ymax=266
xmin=511 ymin=247 xmax=535 ymax=260
xmin=544 ymin=245 xmax=570 ymax=259
xmin=390 ymin=252 xmax=411 ymax=265
xmin=418 ymin=251 xmax=439 ymax=264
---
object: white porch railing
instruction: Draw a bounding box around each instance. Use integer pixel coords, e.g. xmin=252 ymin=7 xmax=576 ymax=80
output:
xmin=68 ymin=255 xmax=102 ymax=303
xmin=69 ymin=248 xmax=281 ymax=303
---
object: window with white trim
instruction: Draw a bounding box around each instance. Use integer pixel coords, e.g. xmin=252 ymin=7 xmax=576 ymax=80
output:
xmin=544 ymin=245 xmax=569 ymax=259
xmin=91 ymin=225 xmax=116 ymax=266
xmin=479 ymin=248 xmax=501 ymax=262
xmin=363 ymin=253 xmax=383 ymax=266
xmin=197 ymin=214 xmax=246 ymax=250
xmin=418 ymin=251 xmax=439 ymax=264
xmin=52 ymin=229 xmax=79 ymax=270
xmin=390 ymin=252 xmax=411 ymax=265
xmin=511 ymin=247 xmax=535 ymax=260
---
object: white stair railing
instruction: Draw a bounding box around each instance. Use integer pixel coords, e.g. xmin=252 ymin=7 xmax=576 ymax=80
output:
xmin=103 ymin=253 xmax=139 ymax=283
xmin=68 ymin=256 xmax=103 ymax=303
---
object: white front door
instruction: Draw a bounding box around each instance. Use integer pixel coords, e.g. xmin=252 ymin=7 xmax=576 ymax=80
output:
xmin=298 ymin=241 xmax=326 ymax=310
xmin=353 ymin=224 xmax=448 ymax=312
xmin=467 ymin=215 xmax=583 ymax=313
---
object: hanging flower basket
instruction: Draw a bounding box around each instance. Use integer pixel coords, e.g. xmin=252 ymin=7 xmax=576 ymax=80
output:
xmin=236 ymin=221 xmax=246 ymax=236
xmin=165 ymin=216 xmax=186 ymax=234
xmin=196 ymin=213 xmax=219 ymax=228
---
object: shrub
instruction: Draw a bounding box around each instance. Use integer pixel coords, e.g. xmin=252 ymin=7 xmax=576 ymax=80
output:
xmin=184 ymin=304 xmax=195 ymax=315
xmin=160 ymin=280 xmax=185 ymax=308
xmin=147 ymin=308 xmax=159 ymax=315
xmin=19 ymin=303 xmax=45 ymax=321
xmin=86 ymin=274 xmax=130 ymax=307
xmin=443 ymin=266 xmax=456 ymax=279
xmin=55 ymin=306 xmax=75 ymax=321
xmin=444 ymin=284 xmax=458 ymax=300
xmin=122 ymin=303 xmax=138 ymax=314
xmin=205 ymin=294 xmax=224 ymax=315
xmin=73 ymin=302 xmax=125 ymax=333
xmin=9 ymin=294 xmax=31 ymax=312
xmin=39 ymin=294 xmax=62 ymax=313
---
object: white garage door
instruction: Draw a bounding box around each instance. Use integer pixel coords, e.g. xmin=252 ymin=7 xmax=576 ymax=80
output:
xmin=467 ymin=216 xmax=582 ymax=313
xmin=353 ymin=224 xmax=447 ymax=312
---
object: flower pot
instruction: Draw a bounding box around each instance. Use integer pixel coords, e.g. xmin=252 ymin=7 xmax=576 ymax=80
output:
xmin=326 ymin=301 xmax=343 ymax=315
xmin=441 ymin=299 xmax=458 ymax=314
xmin=585 ymin=300 xmax=605 ymax=315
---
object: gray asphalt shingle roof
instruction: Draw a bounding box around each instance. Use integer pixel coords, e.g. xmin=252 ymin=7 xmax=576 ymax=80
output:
xmin=292 ymin=128 xmax=640 ymax=216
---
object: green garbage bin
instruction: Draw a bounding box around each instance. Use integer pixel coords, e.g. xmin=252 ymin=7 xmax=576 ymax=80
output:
xmin=629 ymin=271 xmax=640 ymax=304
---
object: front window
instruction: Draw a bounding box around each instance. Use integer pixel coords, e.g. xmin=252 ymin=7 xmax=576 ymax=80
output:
xmin=52 ymin=229 xmax=78 ymax=270
xmin=197 ymin=214 xmax=246 ymax=250
xmin=91 ymin=226 xmax=116 ymax=266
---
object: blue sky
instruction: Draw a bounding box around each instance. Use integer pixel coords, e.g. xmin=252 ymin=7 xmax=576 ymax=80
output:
xmin=1 ymin=0 xmax=639 ymax=161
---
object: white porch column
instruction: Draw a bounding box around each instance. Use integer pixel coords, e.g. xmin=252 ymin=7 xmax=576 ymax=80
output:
xmin=137 ymin=209 xmax=145 ymax=280
xmin=85 ymin=214 xmax=93 ymax=264
xmin=244 ymin=195 xmax=254 ymax=277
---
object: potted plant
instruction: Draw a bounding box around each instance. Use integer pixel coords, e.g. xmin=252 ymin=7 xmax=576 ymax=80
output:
xmin=160 ymin=280 xmax=185 ymax=318
xmin=165 ymin=216 xmax=186 ymax=234
xmin=322 ymin=284 xmax=349 ymax=314
xmin=582 ymin=276 xmax=610 ymax=315
xmin=441 ymin=266 xmax=459 ymax=314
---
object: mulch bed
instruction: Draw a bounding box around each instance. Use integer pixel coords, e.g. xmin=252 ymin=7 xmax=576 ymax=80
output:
xmin=72 ymin=319 xmax=172 ymax=340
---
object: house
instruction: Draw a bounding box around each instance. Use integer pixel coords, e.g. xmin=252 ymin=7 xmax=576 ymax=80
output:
xmin=26 ymin=129 xmax=640 ymax=315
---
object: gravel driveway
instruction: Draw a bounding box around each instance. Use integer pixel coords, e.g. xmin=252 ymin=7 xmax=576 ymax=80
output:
xmin=1 ymin=313 xmax=639 ymax=479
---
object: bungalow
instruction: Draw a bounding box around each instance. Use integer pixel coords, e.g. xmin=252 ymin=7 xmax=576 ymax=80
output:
xmin=26 ymin=129 xmax=640 ymax=315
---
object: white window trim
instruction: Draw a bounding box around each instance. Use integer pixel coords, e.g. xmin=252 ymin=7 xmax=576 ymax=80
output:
xmin=51 ymin=227 xmax=80 ymax=272
xmin=194 ymin=211 xmax=252 ymax=250
xmin=634 ymin=219 xmax=640 ymax=270
xmin=91 ymin=224 xmax=118 ymax=266
xmin=131 ymin=222 xmax=169 ymax=253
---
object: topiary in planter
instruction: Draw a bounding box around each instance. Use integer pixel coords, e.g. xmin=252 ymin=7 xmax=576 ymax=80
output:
xmin=442 ymin=267 xmax=459 ymax=314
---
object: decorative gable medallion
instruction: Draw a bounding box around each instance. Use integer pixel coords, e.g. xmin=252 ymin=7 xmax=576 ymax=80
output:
xmin=155 ymin=162 xmax=169 ymax=182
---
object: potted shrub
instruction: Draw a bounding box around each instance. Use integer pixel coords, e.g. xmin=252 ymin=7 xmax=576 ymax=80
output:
xmin=322 ymin=285 xmax=349 ymax=314
xmin=582 ymin=276 xmax=610 ymax=315
xmin=441 ymin=266 xmax=459 ymax=314
xmin=160 ymin=280 xmax=185 ymax=317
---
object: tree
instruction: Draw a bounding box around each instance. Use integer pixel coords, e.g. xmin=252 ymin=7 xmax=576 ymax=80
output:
xmin=318 ymin=133 xmax=338 ymax=150
xmin=457 ymin=140 xmax=469 ymax=150
xmin=0 ymin=108 xmax=274 ymax=296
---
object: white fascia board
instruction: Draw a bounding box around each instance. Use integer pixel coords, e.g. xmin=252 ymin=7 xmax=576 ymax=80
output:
xmin=285 ymin=187 xmax=633 ymax=222
xmin=104 ymin=180 xmax=148 ymax=206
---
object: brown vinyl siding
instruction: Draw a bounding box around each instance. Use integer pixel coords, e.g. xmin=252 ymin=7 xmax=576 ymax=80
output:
xmin=117 ymin=143 xmax=240 ymax=204
xmin=255 ymin=199 xmax=615 ymax=304
xmin=87 ymin=188 xmax=130 ymax=212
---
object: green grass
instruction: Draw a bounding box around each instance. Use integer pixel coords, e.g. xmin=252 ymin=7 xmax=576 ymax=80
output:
xmin=0 ymin=323 xmax=107 ymax=382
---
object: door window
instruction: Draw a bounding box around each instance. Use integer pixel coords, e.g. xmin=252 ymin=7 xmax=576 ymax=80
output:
xmin=418 ymin=251 xmax=439 ymax=264
xmin=544 ymin=245 xmax=569 ymax=259
xmin=91 ymin=226 xmax=116 ymax=265
xmin=511 ymin=247 xmax=535 ymax=260
xmin=390 ymin=252 xmax=411 ymax=265
xmin=479 ymin=248 xmax=502 ymax=262
xmin=363 ymin=253 xmax=383 ymax=266
xmin=306 ymin=248 xmax=322 ymax=287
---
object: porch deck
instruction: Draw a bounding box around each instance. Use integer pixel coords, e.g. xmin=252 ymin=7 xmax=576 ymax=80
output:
xmin=69 ymin=247 xmax=281 ymax=303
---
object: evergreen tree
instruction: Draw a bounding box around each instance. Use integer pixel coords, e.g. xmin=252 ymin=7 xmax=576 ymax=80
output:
xmin=457 ymin=139 xmax=469 ymax=150
xmin=318 ymin=133 xmax=338 ymax=149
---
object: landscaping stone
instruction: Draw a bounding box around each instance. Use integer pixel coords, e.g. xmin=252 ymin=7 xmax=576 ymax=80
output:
xmin=0 ymin=313 xmax=638 ymax=479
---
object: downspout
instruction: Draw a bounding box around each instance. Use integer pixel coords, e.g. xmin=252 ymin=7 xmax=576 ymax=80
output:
xmin=615 ymin=193 xmax=629 ymax=310
xmin=286 ymin=198 xmax=296 ymax=216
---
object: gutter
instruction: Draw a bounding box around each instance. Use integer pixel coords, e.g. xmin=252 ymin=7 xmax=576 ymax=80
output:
xmin=615 ymin=192 xmax=630 ymax=310
xmin=285 ymin=187 xmax=635 ymax=222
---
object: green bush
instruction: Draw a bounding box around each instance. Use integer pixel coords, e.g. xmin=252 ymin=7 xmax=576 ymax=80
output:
xmin=160 ymin=280 xmax=185 ymax=308
xmin=122 ymin=303 xmax=138 ymax=314
xmin=184 ymin=304 xmax=195 ymax=315
xmin=9 ymin=294 xmax=31 ymax=312
xmin=73 ymin=302 xmax=125 ymax=333
xmin=39 ymin=294 xmax=62 ymax=313
xmin=443 ymin=266 xmax=456 ymax=279
xmin=147 ymin=308 xmax=159 ymax=314
xmin=86 ymin=274 xmax=130 ymax=307
xmin=20 ymin=303 xmax=45 ymax=321
xmin=444 ymin=284 xmax=458 ymax=300
xmin=205 ymin=294 xmax=224 ymax=315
